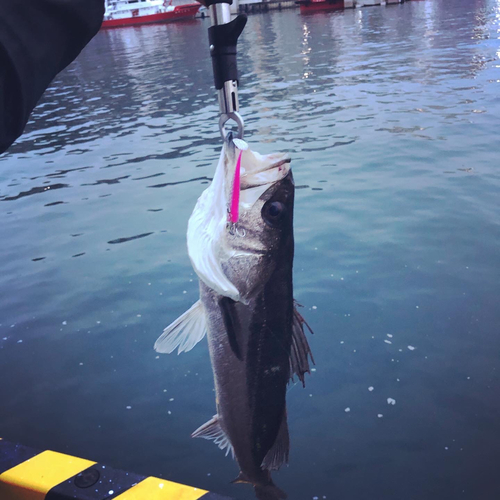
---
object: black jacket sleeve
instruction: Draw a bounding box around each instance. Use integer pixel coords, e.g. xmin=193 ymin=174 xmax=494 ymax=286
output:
xmin=0 ymin=0 xmax=104 ymax=154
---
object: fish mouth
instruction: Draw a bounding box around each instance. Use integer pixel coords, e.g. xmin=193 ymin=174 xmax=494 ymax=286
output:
xmin=240 ymin=154 xmax=291 ymax=191
xmin=249 ymin=156 xmax=291 ymax=175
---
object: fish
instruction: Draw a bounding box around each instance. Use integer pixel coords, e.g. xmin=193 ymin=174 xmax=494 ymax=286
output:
xmin=154 ymin=136 xmax=313 ymax=500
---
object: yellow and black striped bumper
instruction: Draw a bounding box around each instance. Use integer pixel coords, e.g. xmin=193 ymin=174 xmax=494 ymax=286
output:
xmin=0 ymin=438 xmax=232 ymax=500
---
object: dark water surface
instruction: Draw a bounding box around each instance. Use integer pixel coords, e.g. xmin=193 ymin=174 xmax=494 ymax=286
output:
xmin=1 ymin=1 xmax=500 ymax=498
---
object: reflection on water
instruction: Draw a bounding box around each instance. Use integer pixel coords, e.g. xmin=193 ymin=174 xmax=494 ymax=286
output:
xmin=1 ymin=0 xmax=500 ymax=498
xmin=1 ymin=183 xmax=69 ymax=201
xmin=148 ymin=176 xmax=212 ymax=187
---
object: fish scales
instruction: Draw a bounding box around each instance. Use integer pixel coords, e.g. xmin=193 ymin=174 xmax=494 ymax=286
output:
xmin=155 ymin=139 xmax=312 ymax=500
xmin=202 ymin=172 xmax=294 ymax=483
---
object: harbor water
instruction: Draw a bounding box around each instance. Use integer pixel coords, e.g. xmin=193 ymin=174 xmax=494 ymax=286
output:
xmin=1 ymin=0 xmax=500 ymax=498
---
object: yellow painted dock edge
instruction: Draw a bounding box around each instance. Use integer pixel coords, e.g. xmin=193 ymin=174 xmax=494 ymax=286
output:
xmin=0 ymin=438 xmax=232 ymax=500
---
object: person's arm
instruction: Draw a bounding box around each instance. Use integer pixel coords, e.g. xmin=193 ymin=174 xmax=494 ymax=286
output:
xmin=0 ymin=0 xmax=104 ymax=154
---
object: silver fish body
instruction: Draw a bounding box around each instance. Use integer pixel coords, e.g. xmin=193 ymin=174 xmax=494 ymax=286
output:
xmin=155 ymin=141 xmax=312 ymax=500
xmin=199 ymin=172 xmax=295 ymax=497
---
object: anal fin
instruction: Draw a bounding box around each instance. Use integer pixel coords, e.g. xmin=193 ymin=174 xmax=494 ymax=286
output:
xmin=192 ymin=414 xmax=234 ymax=458
xmin=289 ymin=302 xmax=315 ymax=387
xmin=261 ymin=411 xmax=289 ymax=471
xmin=154 ymin=300 xmax=206 ymax=354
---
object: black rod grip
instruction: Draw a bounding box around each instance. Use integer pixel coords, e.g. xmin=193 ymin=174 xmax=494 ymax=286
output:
xmin=208 ymin=14 xmax=247 ymax=90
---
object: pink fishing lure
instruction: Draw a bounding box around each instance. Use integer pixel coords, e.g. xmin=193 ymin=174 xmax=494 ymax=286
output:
xmin=229 ymin=150 xmax=243 ymax=224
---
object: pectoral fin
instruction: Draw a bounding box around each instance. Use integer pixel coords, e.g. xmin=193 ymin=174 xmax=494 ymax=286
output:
xmin=154 ymin=300 xmax=206 ymax=354
xmin=192 ymin=414 xmax=234 ymax=458
xmin=219 ymin=296 xmax=242 ymax=360
xmin=289 ymin=302 xmax=315 ymax=387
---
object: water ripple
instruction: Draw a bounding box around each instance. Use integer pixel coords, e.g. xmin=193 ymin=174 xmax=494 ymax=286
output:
xmin=1 ymin=183 xmax=69 ymax=202
xmin=107 ymin=232 xmax=155 ymax=244
xmin=1 ymin=2 xmax=500 ymax=499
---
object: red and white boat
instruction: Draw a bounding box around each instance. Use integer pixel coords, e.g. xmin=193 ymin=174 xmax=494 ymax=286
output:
xmin=102 ymin=0 xmax=201 ymax=29
xmin=296 ymin=0 xmax=344 ymax=13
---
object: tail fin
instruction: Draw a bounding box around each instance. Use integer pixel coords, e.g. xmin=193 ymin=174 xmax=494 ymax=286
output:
xmin=254 ymin=483 xmax=287 ymax=500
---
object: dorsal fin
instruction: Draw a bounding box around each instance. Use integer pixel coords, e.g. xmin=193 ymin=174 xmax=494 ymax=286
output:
xmin=289 ymin=302 xmax=315 ymax=387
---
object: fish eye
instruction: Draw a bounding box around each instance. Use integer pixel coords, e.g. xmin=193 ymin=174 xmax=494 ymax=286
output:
xmin=268 ymin=202 xmax=283 ymax=217
xmin=262 ymin=201 xmax=286 ymax=227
